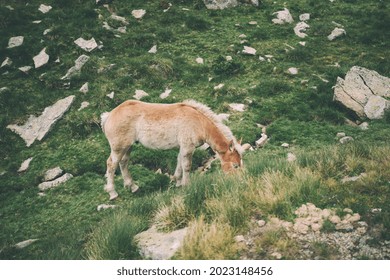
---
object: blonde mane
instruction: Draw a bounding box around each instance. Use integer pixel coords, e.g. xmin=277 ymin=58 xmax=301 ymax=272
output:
xmin=182 ymin=100 xmax=243 ymax=154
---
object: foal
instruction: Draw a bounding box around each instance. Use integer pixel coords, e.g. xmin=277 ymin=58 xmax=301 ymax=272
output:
xmin=101 ymin=100 xmax=243 ymax=200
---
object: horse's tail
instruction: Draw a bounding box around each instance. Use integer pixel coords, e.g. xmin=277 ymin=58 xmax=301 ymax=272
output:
xmin=100 ymin=112 xmax=110 ymax=133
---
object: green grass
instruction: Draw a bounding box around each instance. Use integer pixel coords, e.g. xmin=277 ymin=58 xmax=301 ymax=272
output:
xmin=0 ymin=0 xmax=389 ymax=259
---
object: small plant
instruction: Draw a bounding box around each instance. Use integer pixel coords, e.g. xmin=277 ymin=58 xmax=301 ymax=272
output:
xmin=212 ymin=56 xmax=244 ymax=77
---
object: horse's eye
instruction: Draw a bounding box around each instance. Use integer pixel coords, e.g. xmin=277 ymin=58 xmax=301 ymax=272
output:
xmin=233 ymin=163 xmax=240 ymax=169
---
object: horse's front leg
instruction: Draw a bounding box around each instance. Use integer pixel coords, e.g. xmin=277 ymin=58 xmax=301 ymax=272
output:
xmin=119 ymin=151 xmax=139 ymax=193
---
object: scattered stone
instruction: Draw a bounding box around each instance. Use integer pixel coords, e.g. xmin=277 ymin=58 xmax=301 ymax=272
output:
xmin=339 ymin=136 xmax=354 ymax=144
xmin=79 ymin=82 xmax=89 ymax=93
xmin=18 ymin=66 xmax=32 ymax=73
xmin=7 ymin=95 xmax=75 ymax=147
xmin=134 ymin=89 xmax=149 ymax=100
xmin=32 ymin=20 xmax=42 ymax=24
xmin=44 ymin=167 xmax=63 ymax=181
xmin=271 ymin=252 xmax=282 ymax=259
xmin=359 ymin=122 xmax=369 ymax=130
xmin=78 ymin=101 xmax=90 ymax=111
xmin=74 ymin=38 xmax=98 ymax=52
xmin=281 ymin=143 xmax=289 ymax=148
xmin=272 ymin=8 xmax=294 ymax=24
xmin=33 ymin=48 xmax=49 ymax=68
xmin=226 ymin=56 xmax=233 ymax=61
xmin=107 ymin=91 xmax=115 ymax=99
xmin=336 ymin=132 xmax=346 ymax=139
xmin=255 ymin=133 xmax=268 ymax=148
xmin=61 ymin=55 xmax=90 ymax=80
xmin=6 ymin=5 xmax=14 ymax=10
xmin=329 ymin=215 xmax=341 ymax=224
xmin=132 ymin=9 xmax=146 ymax=19
xmin=7 ymin=36 xmax=24 ymax=48
xmin=294 ymin=22 xmax=310 ymax=38
xmin=328 ymin=27 xmax=346 ymax=41
xmin=257 ymin=220 xmax=266 ymax=227
xmin=159 ymin=88 xmax=172 ymax=99
xmin=148 ymin=45 xmax=157 ymax=54
xmin=38 ymin=4 xmax=52 ymax=14
xmin=214 ymin=83 xmax=224 ymax=90
xmin=196 ymin=57 xmax=204 ymax=64
xmin=242 ymin=46 xmax=256 ymax=55
xmin=235 ymin=235 xmax=245 ymax=243
xmin=14 ymin=239 xmax=39 ymax=249
xmin=38 ymin=173 xmax=73 ymax=191
xmin=248 ymin=21 xmax=257 ymax=25
xmin=134 ymin=225 xmax=188 ymax=260
xmin=299 ymin=13 xmax=310 ymax=21
xmin=288 ymin=67 xmax=298 ymax=75
xmin=18 ymin=157 xmax=34 ymax=173
xmin=203 ymin=0 xmax=239 ymax=10
xmin=1 ymin=57 xmax=13 ymax=68
xmin=43 ymin=28 xmax=52 ymax=35
xmin=97 ymin=204 xmax=117 ymax=211
xmin=229 ymin=103 xmax=246 ymax=112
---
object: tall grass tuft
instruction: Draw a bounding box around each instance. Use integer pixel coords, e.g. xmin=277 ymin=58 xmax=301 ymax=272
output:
xmin=174 ymin=216 xmax=238 ymax=260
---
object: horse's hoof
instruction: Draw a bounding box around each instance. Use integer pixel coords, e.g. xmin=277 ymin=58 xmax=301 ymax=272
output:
xmin=109 ymin=191 xmax=119 ymax=200
xmin=131 ymin=185 xmax=139 ymax=193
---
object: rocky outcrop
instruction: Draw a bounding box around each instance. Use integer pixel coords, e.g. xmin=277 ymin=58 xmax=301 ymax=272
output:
xmin=333 ymin=66 xmax=390 ymax=119
xmin=134 ymin=225 xmax=188 ymax=260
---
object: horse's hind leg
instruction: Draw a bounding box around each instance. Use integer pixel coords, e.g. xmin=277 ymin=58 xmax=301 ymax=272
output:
xmin=105 ymin=150 xmax=124 ymax=200
xmin=119 ymin=149 xmax=139 ymax=193
xmin=173 ymin=152 xmax=183 ymax=186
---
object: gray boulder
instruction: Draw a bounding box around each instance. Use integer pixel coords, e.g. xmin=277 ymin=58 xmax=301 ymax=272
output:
xmin=333 ymin=66 xmax=390 ymax=119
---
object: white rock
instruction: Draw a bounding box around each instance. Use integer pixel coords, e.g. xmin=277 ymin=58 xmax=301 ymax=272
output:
xmin=272 ymin=8 xmax=294 ymax=24
xmin=328 ymin=27 xmax=346 ymax=41
xmin=33 ymin=48 xmax=49 ymax=68
xmin=97 ymin=204 xmax=117 ymax=211
xmin=38 ymin=173 xmax=73 ymax=191
xmin=196 ymin=57 xmax=204 ymax=64
xmin=18 ymin=157 xmax=34 ymax=172
xmin=134 ymin=89 xmax=149 ymax=100
xmin=248 ymin=21 xmax=257 ymax=25
xmin=74 ymin=38 xmax=98 ymax=52
xmin=148 ymin=45 xmax=157 ymax=54
xmin=339 ymin=136 xmax=354 ymax=144
xmin=242 ymin=46 xmax=257 ymax=55
xmin=359 ymin=122 xmax=369 ymax=130
xmin=38 ymin=4 xmax=52 ymax=14
xmin=336 ymin=132 xmax=346 ymax=138
xmin=299 ymin=13 xmax=310 ymax=21
xmin=159 ymin=88 xmax=172 ymax=99
xmin=44 ymin=167 xmax=64 ymax=181
xmin=1 ymin=57 xmax=12 ymax=68
xmin=288 ymin=67 xmax=299 ymax=75
xmin=19 ymin=66 xmax=32 ymax=73
xmin=61 ymin=55 xmax=90 ymax=80
xmin=294 ymin=22 xmax=310 ymax=38
xmin=134 ymin=225 xmax=188 ymax=260
xmin=107 ymin=91 xmax=115 ymax=99
xmin=255 ymin=133 xmax=268 ymax=147
xmin=281 ymin=143 xmax=289 ymax=148
xmin=7 ymin=96 xmax=75 ymax=147
xmin=79 ymin=82 xmax=89 ymax=93
xmin=204 ymin=0 xmax=239 ymax=10
xmin=214 ymin=83 xmax=224 ymax=90
xmin=132 ymin=9 xmax=146 ymax=19
xmin=78 ymin=101 xmax=90 ymax=111
xmin=7 ymin=36 xmax=24 ymax=48
xmin=15 ymin=239 xmax=39 ymax=249
xmin=226 ymin=56 xmax=233 ymax=61
xmin=43 ymin=29 xmax=52 ymax=35
xmin=257 ymin=220 xmax=266 ymax=227
xmin=229 ymin=103 xmax=246 ymax=112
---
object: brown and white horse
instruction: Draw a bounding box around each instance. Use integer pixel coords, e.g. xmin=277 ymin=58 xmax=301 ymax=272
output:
xmin=101 ymin=99 xmax=243 ymax=200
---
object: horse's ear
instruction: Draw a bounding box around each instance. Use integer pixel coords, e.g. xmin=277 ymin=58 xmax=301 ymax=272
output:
xmin=238 ymin=137 xmax=243 ymax=145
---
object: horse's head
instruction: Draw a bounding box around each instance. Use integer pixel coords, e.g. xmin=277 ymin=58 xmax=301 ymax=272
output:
xmin=219 ymin=140 xmax=243 ymax=173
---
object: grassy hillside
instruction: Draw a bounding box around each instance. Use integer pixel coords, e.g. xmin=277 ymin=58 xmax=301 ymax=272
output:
xmin=0 ymin=0 xmax=389 ymax=259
